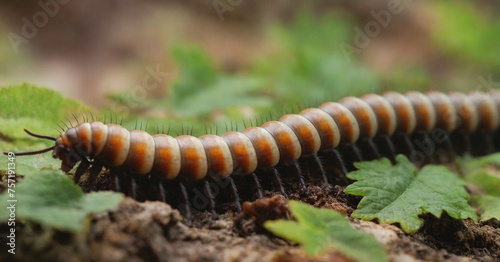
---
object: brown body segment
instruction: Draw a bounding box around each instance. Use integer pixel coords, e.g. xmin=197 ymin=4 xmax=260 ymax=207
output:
xmin=261 ymin=121 xmax=301 ymax=164
xmin=65 ymin=127 xmax=80 ymax=150
xmin=405 ymin=91 xmax=437 ymax=132
xmin=75 ymin=123 xmax=92 ymax=155
xmin=279 ymin=114 xmax=321 ymax=156
xmin=448 ymin=92 xmax=479 ymax=133
xmin=221 ymin=131 xmax=257 ymax=175
xmin=151 ymin=134 xmax=181 ymax=179
xmin=242 ymin=127 xmax=280 ymax=170
xmin=97 ymin=124 xmax=131 ymax=167
xmin=383 ymin=92 xmax=417 ymax=134
xmin=176 ymin=135 xmax=208 ymax=180
xmin=319 ymin=102 xmax=360 ymax=144
xmin=426 ymin=91 xmax=457 ymax=132
xmin=362 ymin=94 xmax=397 ymax=136
xmin=299 ymin=108 xmax=340 ymax=150
xmin=90 ymin=121 xmax=108 ymax=156
xmin=124 ymin=130 xmax=156 ymax=175
xmin=199 ymin=134 xmax=233 ymax=178
xmin=468 ymin=92 xmax=500 ymax=132
xmin=340 ymin=97 xmax=378 ymax=138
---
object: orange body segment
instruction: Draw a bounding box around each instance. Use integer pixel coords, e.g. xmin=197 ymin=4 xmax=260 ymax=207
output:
xmin=221 ymin=131 xmax=258 ymax=175
xmin=340 ymin=97 xmax=378 ymax=138
xmin=199 ymin=134 xmax=233 ymax=178
xmin=98 ymin=124 xmax=130 ymax=167
xmin=405 ymin=91 xmax=437 ymax=133
xmin=383 ymin=92 xmax=417 ymax=134
xmin=125 ymin=130 xmax=155 ymax=175
xmin=151 ymin=134 xmax=181 ymax=179
xmin=427 ymin=91 xmax=457 ymax=132
xmin=279 ymin=114 xmax=321 ymax=156
xmin=361 ymin=94 xmax=397 ymax=136
xmin=299 ymin=108 xmax=340 ymax=150
xmin=90 ymin=121 xmax=108 ymax=156
xmin=469 ymin=92 xmax=500 ymax=132
xmin=75 ymin=123 xmax=92 ymax=155
xmin=448 ymin=92 xmax=479 ymax=133
xmin=262 ymin=121 xmax=301 ymax=164
xmin=242 ymin=127 xmax=280 ymax=169
xmin=319 ymin=102 xmax=360 ymax=144
xmin=176 ymin=135 xmax=208 ymax=180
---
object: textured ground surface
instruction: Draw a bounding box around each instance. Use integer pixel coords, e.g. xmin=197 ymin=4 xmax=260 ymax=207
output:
xmin=1 ymin=177 xmax=499 ymax=262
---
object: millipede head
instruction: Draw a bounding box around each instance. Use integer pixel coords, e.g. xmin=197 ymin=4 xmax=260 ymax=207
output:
xmin=4 ymin=128 xmax=82 ymax=173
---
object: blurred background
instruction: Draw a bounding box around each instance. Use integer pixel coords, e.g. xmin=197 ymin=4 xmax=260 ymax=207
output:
xmin=0 ymin=0 xmax=499 ymax=136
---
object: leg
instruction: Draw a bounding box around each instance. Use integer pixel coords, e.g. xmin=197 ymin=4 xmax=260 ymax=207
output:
xmin=178 ymin=181 xmax=192 ymax=224
xmin=73 ymin=158 xmax=90 ymax=184
xmin=251 ymin=173 xmax=263 ymax=199
xmin=227 ymin=176 xmax=242 ymax=211
xmin=272 ymin=168 xmax=287 ymax=196
xmin=203 ymin=179 xmax=217 ymax=218
xmin=310 ymin=154 xmax=328 ymax=186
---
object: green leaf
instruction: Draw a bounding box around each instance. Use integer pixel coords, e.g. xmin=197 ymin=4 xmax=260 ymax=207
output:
xmin=462 ymin=152 xmax=500 ymax=171
xmin=0 ymin=152 xmax=60 ymax=178
xmin=0 ymin=170 xmax=124 ymax=232
xmin=0 ymin=84 xmax=89 ymax=124
xmin=459 ymin=153 xmax=500 ymax=196
xmin=169 ymin=44 xmax=217 ymax=104
xmin=0 ymin=84 xmax=90 ymax=152
xmin=467 ymin=171 xmax=500 ymax=197
xmin=264 ymin=201 xmax=388 ymax=262
xmin=344 ymin=155 xmax=478 ymax=234
xmin=477 ymin=195 xmax=500 ymax=222
xmin=174 ymin=77 xmax=273 ymax=117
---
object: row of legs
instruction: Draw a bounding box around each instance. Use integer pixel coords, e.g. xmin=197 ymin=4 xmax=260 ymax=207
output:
xmin=74 ymin=130 xmax=500 ymax=221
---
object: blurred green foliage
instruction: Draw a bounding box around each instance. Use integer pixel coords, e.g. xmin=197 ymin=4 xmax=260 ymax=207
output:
xmin=432 ymin=1 xmax=500 ymax=70
xmin=106 ymin=6 xmax=500 ymax=136
xmin=109 ymin=11 xmax=378 ymax=136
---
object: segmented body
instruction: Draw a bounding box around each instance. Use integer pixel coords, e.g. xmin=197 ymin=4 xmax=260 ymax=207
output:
xmin=18 ymin=91 xmax=500 ymax=217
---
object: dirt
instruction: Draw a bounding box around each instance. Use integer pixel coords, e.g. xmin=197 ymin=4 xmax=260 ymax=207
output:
xmin=2 ymin=179 xmax=499 ymax=262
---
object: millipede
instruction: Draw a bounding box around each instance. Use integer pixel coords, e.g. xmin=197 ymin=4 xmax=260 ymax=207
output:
xmin=5 ymin=90 xmax=500 ymax=219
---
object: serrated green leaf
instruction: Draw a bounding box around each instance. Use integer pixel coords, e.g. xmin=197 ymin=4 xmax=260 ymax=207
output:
xmin=264 ymin=201 xmax=388 ymax=262
xmin=0 ymin=170 xmax=124 ymax=232
xmin=477 ymin=195 xmax=500 ymax=222
xmin=344 ymin=155 xmax=478 ymax=234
